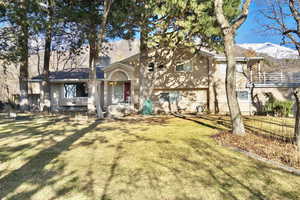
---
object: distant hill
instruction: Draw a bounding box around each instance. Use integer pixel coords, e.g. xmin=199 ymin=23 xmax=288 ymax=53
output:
xmin=238 ymin=43 xmax=299 ymax=59
xmin=237 ymin=43 xmax=300 ymax=73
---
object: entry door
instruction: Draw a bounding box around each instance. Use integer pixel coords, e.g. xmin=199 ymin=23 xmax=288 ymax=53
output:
xmin=124 ymin=82 xmax=131 ymax=103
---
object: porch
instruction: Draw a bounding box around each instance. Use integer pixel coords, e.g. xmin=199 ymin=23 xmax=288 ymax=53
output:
xmin=103 ymin=68 xmax=135 ymax=115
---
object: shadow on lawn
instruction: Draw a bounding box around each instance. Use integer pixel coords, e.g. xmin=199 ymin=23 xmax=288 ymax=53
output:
xmin=0 ymin=116 xmax=68 ymax=140
xmin=0 ymin=120 xmax=101 ymax=199
xmin=1 ymin=115 xmax=300 ymax=200
xmin=174 ymin=114 xmax=224 ymax=131
xmin=96 ymin=126 xmax=300 ymax=199
xmin=148 ymin=138 xmax=299 ymax=199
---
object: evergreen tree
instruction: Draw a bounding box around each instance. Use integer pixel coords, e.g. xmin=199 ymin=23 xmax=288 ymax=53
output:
xmin=0 ymin=0 xmax=34 ymax=111
xmin=63 ymin=0 xmax=137 ymax=118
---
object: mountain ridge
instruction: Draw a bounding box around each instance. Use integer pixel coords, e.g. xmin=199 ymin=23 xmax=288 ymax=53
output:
xmin=238 ymin=42 xmax=299 ymax=59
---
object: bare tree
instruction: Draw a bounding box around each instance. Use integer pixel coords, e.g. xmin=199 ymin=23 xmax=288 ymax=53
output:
xmin=259 ymin=0 xmax=300 ymax=149
xmin=214 ymin=0 xmax=252 ymax=135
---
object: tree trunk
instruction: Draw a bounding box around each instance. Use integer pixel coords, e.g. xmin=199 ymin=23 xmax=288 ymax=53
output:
xmin=88 ymin=38 xmax=97 ymax=114
xmin=224 ymin=33 xmax=246 ymax=135
xmin=138 ymin=29 xmax=148 ymax=112
xmin=41 ymin=26 xmax=52 ymax=112
xmin=19 ymin=0 xmax=29 ymax=112
xmin=19 ymin=48 xmax=29 ymax=111
xmin=87 ymin=0 xmax=112 ymax=119
xmin=293 ymin=91 xmax=300 ymax=150
xmin=40 ymin=0 xmax=53 ymax=112
xmin=214 ymin=0 xmax=250 ymax=135
xmin=88 ymin=36 xmax=103 ymax=118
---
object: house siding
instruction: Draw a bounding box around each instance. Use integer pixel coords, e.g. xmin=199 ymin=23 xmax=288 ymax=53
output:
xmin=43 ymin=49 xmax=264 ymax=115
xmin=210 ymin=61 xmax=252 ymax=115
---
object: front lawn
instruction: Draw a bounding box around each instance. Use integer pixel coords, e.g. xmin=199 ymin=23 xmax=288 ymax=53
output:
xmin=0 ymin=115 xmax=299 ymax=200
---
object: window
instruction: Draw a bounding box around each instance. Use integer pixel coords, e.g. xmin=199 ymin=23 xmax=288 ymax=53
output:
xmin=96 ymin=56 xmax=111 ymax=67
xmin=169 ymin=91 xmax=181 ymax=102
xmin=160 ymin=91 xmax=181 ymax=102
xmin=160 ymin=93 xmax=169 ymax=102
xmin=158 ymin=64 xmax=164 ymax=69
xmin=219 ymin=63 xmax=227 ymax=73
xmin=237 ymin=91 xmax=249 ymax=101
xmin=64 ymin=83 xmax=88 ymax=98
xmin=219 ymin=63 xmax=244 ymax=73
xmin=236 ymin=64 xmax=244 ymax=73
xmin=148 ymin=62 xmax=154 ymax=72
xmin=176 ymin=63 xmax=192 ymax=72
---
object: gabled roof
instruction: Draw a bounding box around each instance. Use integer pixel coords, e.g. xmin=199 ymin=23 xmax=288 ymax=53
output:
xmin=31 ymin=67 xmax=104 ymax=82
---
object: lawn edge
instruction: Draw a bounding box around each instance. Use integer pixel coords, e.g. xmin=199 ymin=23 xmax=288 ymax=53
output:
xmin=219 ymin=142 xmax=300 ymax=176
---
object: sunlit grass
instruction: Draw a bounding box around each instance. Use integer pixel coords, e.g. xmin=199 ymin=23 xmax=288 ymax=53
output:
xmin=0 ymin=114 xmax=299 ymax=200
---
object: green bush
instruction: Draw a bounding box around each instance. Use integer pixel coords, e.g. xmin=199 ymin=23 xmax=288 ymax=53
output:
xmin=264 ymin=99 xmax=293 ymax=117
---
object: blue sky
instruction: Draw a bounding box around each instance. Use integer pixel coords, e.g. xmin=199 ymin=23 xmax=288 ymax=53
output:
xmin=236 ymin=1 xmax=283 ymax=44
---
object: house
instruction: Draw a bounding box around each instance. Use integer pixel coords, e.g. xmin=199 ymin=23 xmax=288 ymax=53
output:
xmin=29 ymin=44 xmax=265 ymax=115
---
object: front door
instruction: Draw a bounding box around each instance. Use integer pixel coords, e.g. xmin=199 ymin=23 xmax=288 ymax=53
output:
xmin=124 ymin=82 xmax=131 ymax=103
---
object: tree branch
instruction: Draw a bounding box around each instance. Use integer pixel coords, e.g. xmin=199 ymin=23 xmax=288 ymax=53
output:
xmin=232 ymin=0 xmax=252 ymax=31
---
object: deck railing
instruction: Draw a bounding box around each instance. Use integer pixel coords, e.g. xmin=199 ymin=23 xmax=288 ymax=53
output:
xmin=251 ymin=72 xmax=300 ymax=87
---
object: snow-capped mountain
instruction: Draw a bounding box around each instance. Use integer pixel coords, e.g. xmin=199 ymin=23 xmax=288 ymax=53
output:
xmin=238 ymin=43 xmax=299 ymax=59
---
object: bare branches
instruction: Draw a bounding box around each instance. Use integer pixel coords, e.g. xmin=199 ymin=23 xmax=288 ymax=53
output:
xmin=259 ymin=0 xmax=300 ymax=53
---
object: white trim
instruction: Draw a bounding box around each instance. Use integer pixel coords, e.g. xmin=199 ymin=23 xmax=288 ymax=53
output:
xmin=103 ymin=62 xmax=134 ymax=72
xmin=107 ymin=69 xmax=131 ymax=80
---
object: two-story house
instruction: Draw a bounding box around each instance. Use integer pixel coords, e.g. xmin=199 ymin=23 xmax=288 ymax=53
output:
xmin=30 ymin=43 xmax=264 ymax=115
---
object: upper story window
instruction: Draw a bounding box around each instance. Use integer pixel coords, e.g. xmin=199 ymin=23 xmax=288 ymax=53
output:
xmin=219 ymin=63 xmax=245 ymax=73
xmin=148 ymin=62 xmax=155 ymax=72
xmin=176 ymin=63 xmax=193 ymax=72
xmin=64 ymin=83 xmax=88 ymax=98
xmin=236 ymin=63 xmax=244 ymax=73
xmin=220 ymin=63 xmax=227 ymax=73
xmin=96 ymin=56 xmax=111 ymax=67
xmin=237 ymin=90 xmax=249 ymax=101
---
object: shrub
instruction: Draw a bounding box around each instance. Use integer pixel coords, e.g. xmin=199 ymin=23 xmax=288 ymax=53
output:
xmin=264 ymin=96 xmax=293 ymax=117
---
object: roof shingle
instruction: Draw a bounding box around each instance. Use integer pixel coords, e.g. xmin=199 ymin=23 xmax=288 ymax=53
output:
xmin=32 ymin=67 xmax=104 ymax=81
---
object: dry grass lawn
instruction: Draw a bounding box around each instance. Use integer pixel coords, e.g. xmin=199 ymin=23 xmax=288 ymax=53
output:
xmin=0 ymin=114 xmax=299 ymax=200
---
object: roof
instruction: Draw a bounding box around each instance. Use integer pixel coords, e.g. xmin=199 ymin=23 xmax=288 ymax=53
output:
xmin=213 ymin=45 xmax=264 ymax=61
xmin=31 ymin=67 xmax=104 ymax=82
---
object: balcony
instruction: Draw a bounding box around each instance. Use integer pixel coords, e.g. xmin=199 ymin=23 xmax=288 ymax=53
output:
xmin=249 ymin=72 xmax=300 ymax=88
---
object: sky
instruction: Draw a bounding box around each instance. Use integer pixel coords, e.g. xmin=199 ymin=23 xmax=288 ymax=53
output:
xmin=236 ymin=1 xmax=285 ymax=45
